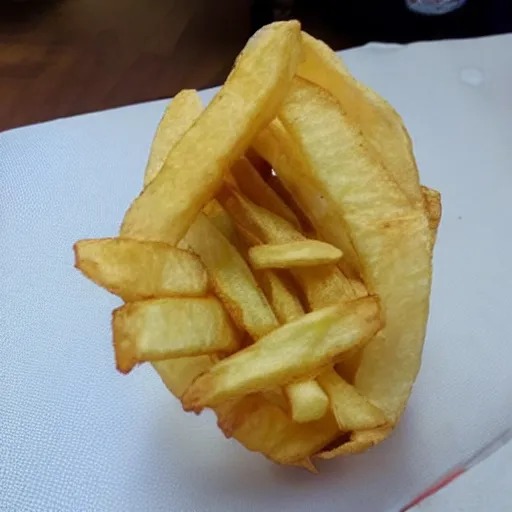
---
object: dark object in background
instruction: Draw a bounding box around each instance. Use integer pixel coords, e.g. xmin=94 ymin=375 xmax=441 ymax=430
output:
xmin=252 ymin=0 xmax=512 ymax=44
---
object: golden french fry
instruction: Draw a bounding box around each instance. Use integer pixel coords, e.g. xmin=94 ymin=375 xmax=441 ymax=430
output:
xmin=113 ymin=297 xmax=239 ymax=373
xmin=120 ymin=21 xmax=302 ymax=245
xmin=249 ymin=240 xmax=342 ymax=269
xmin=298 ymin=31 xmax=424 ymax=209
xmin=255 ymin=269 xmax=303 ymax=324
xmin=182 ymin=296 xmax=381 ymax=410
xmin=279 ymin=77 xmax=432 ymax=422
xmin=216 ymin=394 xmax=340 ymax=466
xmin=316 ymin=426 xmax=393 ymax=459
xmin=254 ymin=120 xmax=362 ymax=282
xmin=144 ymin=90 xmax=203 ymax=187
xmin=286 ymin=379 xmax=329 ymax=423
xmin=266 ymin=174 xmax=314 ymax=234
xmin=202 ymin=199 xmax=241 ymax=246
xmin=183 ymin=212 xmax=278 ymax=339
xmin=220 ymin=190 xmax=357 ymax=307
xmin=75 ymin=24 xmax=440 ymax=465
xmin=190 ymin=208 xmax=327 ymax=423
xmin=153 ymin=356 xmax=215 ymax=399
xmin=74 ymin=238 xmax=208 ymax=302
xmin=255 ymin=269 xmax=328 ymax=423
xmin=245 ymin=147 xmax=273 ymax=181
xmin=230 ymin=157 xmax=300 ymax=228
xmin=317 ymin=368 xmax=387 ymax=431
xmin=422 ymin=185 xmax=442 ymax=244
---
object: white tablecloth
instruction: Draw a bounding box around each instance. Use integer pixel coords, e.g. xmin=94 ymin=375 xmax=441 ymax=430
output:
xmin=1 ymin=33 xmax=511 ymax=512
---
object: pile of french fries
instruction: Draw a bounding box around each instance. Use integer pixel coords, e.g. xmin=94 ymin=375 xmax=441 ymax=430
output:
xmin=74 ymin=21 xmax=441 ymax=469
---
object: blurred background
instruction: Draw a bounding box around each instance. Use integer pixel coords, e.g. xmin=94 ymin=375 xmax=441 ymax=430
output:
xmin=0 ymin=0 xmax=510 ymax=131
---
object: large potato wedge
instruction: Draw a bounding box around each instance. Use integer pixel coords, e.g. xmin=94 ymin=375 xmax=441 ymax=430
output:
xmin=120 ymin=21 xmax=302 ymax=245
xmin=74 ymin=238 xmax=208 ymax=301
xmin=182 ymin=296 xmax=382 ymax=410
xmin=298 ymin=31 xmax=424 ymax=210
xmin=113 ymin=297 xmax=239 ymax=373
xmin=279 ymin=78 xmax=432 ymax=422
xmin=144 ymin=90 xmax=203 ymax=187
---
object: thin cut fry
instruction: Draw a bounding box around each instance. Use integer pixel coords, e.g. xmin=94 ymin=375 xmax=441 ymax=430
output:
xmin=220 ymin=190 xmax=357 ymax=307
xmin=183 ymin=213 xmax=278 ymax=339
xmin=182 ymin=296 xmax=381 ymax=410
xmin=74 ymin=238 xmax=208 ymax=301
xmin=113 ymin=297 xmax=239 ymax=374
xmin=120 ymin=21 xmax=302 ymax=245
xmin=254 ymin=269 xmax=328 ymax=423
xmin=249 ymin=240 xmax=342 ymax=269
xmin=144 ymin=90 xmax=203 ymax=186
xmin=317 ymin=368 xmax=387 ymax=431
xmin=255 ymin=269 xmax=303 ymax=324
xmin=230 ymin=157 xmax=300 ymax=228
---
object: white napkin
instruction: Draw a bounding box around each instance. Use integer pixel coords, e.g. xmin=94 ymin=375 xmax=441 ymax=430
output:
xmin=1 ymin=33 xmax=511 ymax=512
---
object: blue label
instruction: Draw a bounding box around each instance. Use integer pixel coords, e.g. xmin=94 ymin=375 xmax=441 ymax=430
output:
xmin=405 ymin=0 xmax=467 ymax=15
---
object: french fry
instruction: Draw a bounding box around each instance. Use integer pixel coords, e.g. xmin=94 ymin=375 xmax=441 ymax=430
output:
xmin=153 ymin=356 xmax=215 ymax=399
xmin=255 ymin=269 xmax=303 ymax=324
xmin=298 ymin=31 xmax=424 ymax=210
xmin=249 ymin=240 xmax=342 ymax=269
xmin=422 ymin=185 xmax=442 ymax=244
xmin=74 ymin=238 xmax=208 ymax=301
xmin=253 ymin=120 xmax=362 ymax=282
xmin=182 ymin=296 xmax=382 ymax=410
xmin=279 ymin=77 xmax=432 ymax=423
xmin=202 ymin=199 xmax=241 ymax=246
xmin=183 ymin=212 xmax=278 ymax=339
xmin=220 ymin=189 xmax=358 ymax=307
xmin=230 ymin=157 xmax=300 ymax=228
xmin=120 ymin=21 xmax=302 ymax=245
xmin=317 ymin=368 xmax=387 ymax=431
xmin=316 ymin=426 xmax=393 ymax=459
xmin=255 ymin=269 xmax=329 ymax=423
xmin=286 ymin=379 xmax=329 ymax=423
xmin=265 ymin=174 xmax=314 ymax=234
xmin=144 ymin=90 xmax=203 ymax=186
xmin=245 ymin=147 xmax=273 ymax=181
xmin=216 ymin=394 xmax=339 ymax=466
xmin=197 ymin=205 xmax=328 ymax=423
xmin=112 ymin=297 xmax=239 ymax=374
xmin=75 ymin=23 xmax=440 ymax=464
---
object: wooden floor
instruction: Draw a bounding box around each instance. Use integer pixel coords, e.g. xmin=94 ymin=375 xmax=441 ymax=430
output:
xmin=0 ymin=0 xmax=499 ymax=132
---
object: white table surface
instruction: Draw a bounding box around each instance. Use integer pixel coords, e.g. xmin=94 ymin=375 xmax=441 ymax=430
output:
xmin=413 ymin=438 xmax=512 ymax=511
xmin=1 ymin=33 xmax=512 ymax=512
